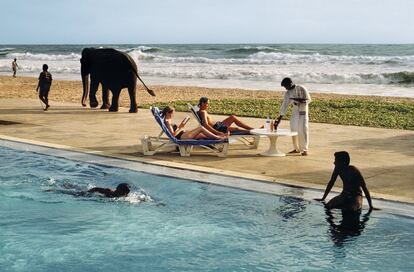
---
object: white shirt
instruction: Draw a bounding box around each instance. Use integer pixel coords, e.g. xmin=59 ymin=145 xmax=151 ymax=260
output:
xmin=279 ymin=85 xmax=311 ymax=115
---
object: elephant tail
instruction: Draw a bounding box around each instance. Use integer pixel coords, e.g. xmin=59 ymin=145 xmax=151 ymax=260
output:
xmin=131 ymin=65 xmax=156 ymax=97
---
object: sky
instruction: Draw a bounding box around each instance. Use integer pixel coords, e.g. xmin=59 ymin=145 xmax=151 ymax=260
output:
xmin=1 ymin=0 xmax=413 ymax=44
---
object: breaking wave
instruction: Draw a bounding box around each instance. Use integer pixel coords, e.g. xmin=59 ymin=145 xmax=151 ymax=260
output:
xmin=1 ymin=44 xmax=412 ymax=95
xmin=382 ymin=71 xmax=414 ymax=84
xmin=8 ymin=52 xmax=81 ymax=61
xmin=0 ymin=47 xmax=15 ymax=56
xmin=225 ymin=46 xmax=279 ymax=54
xmin=128 ymin=49 xmax=414 ymax=66
xmin=3 ymin=47 xmax=413 ymax=67
xmin=125 ymin=46 xmax=162 ymax=53
xmin=141 ymin=68 xmax=414 ymax=85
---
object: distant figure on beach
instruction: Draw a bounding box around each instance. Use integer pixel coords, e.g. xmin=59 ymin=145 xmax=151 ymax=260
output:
xmin=87 ymin=183 xmax=131 ymax=198
xmin=12 ymin=58 xmax=19 ymax=77
xmin=197 ymin=96 xmax=253 ymax=136
xmin=274 ymin=78 xmax=311 ymax=156
xmin=315 ymin=151 xmax=379 ymax=212
xmin=162 ymin=106 xmax=227 ymax=140
xmin=36 ymin=64 xmax=53 ymax=111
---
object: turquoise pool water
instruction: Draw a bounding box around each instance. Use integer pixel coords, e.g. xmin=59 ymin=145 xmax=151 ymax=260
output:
xmin=0 ymin=146 xmax=413 ymax=271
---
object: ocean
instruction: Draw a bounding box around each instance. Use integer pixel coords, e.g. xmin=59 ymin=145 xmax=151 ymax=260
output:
xmin=1 ymin=44 xmax=413 ymax=97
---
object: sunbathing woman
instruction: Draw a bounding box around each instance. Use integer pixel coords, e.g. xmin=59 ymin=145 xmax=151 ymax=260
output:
xmin=315 ymin=151 xmax=379 ymax=212
xmin=197 ymin=97 xmax=253 ymax=136
xmin=162 ymin=106 xmax=227 ymax=140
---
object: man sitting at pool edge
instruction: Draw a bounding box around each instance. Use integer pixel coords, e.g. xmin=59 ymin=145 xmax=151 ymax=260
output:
xmin=314 ymin=151 xmax=379 ymax=212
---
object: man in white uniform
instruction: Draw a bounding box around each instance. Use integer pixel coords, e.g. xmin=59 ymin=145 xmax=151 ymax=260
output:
xmin=274 ymin=77 xmax=311 ymax=156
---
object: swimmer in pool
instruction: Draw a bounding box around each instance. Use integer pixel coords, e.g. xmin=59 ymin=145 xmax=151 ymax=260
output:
xmin=87 ymin=183 xmax=130 ymax=198
xmin=47 ymin=182 xmax=130 ymax=198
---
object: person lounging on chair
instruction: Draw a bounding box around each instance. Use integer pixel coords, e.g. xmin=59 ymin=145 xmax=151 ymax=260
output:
xmin=197 ymin=97 xmax=254 ymax=135
xmin=162 ymin=106 xmax=227 ymax=141
xmin=141 ymin=106 xmax=229 ymax=157
xmin=187 ymin=98 xmax=260 ymax=149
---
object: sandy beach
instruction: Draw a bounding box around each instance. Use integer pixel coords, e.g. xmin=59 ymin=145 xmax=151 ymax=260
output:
xmin=1 ymin=76 xmax=413 ymax=108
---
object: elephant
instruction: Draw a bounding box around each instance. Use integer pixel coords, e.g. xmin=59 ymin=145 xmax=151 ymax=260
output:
xmin=80 ymin=48 xmax=155 ymax=113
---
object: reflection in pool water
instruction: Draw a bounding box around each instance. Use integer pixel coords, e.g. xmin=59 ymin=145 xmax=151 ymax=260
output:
xmin=325 ymin=208 xmax=371 ymax=248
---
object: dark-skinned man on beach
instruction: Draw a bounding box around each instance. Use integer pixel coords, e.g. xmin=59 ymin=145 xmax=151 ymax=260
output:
xmin=274 ymin=77 xmax=311 ymax=156
xmin=36 ymin=64 xmax=52 ymax=111
xmin=314 ymin=151 xmax=379 ymax=212
xmin=12 ymin=58 xmax=19 ymax=77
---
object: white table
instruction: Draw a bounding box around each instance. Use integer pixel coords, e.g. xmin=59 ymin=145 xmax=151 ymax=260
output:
xmin=250 ymin=128 xmax=298 ymax=157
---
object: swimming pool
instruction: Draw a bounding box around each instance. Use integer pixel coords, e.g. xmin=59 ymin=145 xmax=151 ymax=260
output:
xmin=0 ymin=142 xmax=413 ymax=271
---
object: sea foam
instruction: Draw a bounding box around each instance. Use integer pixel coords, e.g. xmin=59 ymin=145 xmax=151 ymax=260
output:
xmin=1 ymin=44 xmax=413 ymax=97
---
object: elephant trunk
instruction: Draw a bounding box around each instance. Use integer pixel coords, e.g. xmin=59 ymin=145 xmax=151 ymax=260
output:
xmin=81 ymin=75 xmax=89 ymax=107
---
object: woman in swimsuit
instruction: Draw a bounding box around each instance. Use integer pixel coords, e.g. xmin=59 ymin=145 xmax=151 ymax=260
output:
xmin=162 ymin=106 xmax=226 ymax=140
xmin=315 ymin=151 xmax=379 ymax=212
xmin=197 ymin=97 xmax=254 ymax=136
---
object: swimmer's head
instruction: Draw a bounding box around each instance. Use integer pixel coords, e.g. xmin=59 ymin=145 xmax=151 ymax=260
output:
xmin=115 ymin=183 xmax=130 ymax=196
xmin=334 ymin=151 xmax=350 ymax=167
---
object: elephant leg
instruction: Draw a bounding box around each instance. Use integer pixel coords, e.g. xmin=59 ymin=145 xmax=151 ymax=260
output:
xmin=89 ymin=80 xmax=99 ymax=108
xmin=100 ymin=85 xmax=110 ymax=109
xmin=109 ymin=89 xmax=121 ymax=112
xmin=128 ymin=84 xmax=138 ymax=113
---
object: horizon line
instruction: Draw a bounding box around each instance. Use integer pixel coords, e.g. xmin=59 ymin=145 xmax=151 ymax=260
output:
xmin=1 ymin=42 xmax=414 ymax=46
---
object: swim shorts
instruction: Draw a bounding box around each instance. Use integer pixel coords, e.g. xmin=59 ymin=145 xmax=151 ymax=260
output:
xmin=213 ymin=121 xmax=228 ymax=133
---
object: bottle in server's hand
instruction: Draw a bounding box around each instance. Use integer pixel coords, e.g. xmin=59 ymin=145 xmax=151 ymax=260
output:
xmin=265 ymin=116 xmax=270 ymax=131
xmin=273 ymin=120 xmax=279 ymax=131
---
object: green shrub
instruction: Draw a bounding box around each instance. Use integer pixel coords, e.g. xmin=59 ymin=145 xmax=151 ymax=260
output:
xmin=142 ymin=98 xmax=414 ymax=130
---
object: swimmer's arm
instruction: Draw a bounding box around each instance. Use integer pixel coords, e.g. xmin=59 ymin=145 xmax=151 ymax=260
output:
xmin=165 ymin=119 xmax=181 ymax=137
xmin=88 ymin=187 xmax=112 ymax=197
xmin=36 ymin=76 xmax=40 ymax=92
xmin=315 ymin=168 xmax=339 ymax=201
xmin=361 ymin=179 xmax=379 ymax=210
xmin=199 ymin=111 xmax=224 ymax=136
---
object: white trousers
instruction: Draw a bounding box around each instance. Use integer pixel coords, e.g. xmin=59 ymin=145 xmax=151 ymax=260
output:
xmin=290 ymin=109 xmax=309 ymax=152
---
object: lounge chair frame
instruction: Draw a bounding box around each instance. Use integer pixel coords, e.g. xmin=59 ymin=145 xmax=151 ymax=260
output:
xmin=141 ymin=107 xmax=229 ymax=157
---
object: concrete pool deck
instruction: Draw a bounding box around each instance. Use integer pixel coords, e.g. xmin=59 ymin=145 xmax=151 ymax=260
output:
xmin=0 ymin=98 xmax=413 ymax=204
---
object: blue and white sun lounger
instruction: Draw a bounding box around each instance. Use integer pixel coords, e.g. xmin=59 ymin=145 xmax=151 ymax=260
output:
xmin=187 ymin=103 xmax=260 ymax=149
xmin=141 ymin=107 xmax=229 ymax=157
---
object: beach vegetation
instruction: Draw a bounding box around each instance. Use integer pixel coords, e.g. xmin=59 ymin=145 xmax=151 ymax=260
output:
xmin=143 ymin=98 xmax=414 ymax=130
